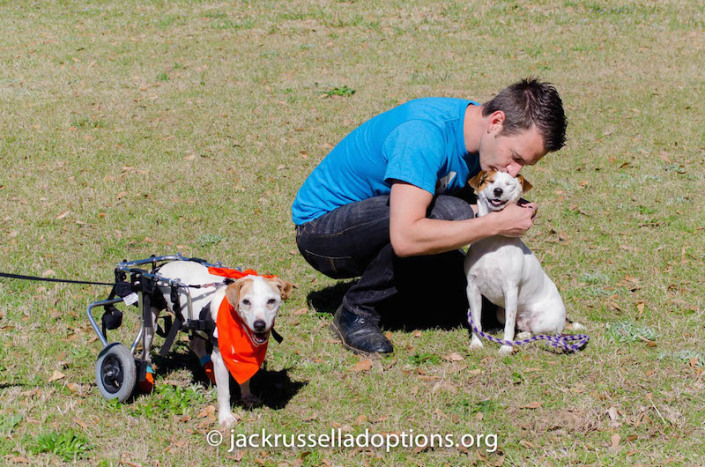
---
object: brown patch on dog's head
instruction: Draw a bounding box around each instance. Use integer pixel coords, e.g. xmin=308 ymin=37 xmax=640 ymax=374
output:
xmin=469 ymin=170 xmax=533 ymax=195
xmin=224 ymin=277 xmax=254 ymax=308
xmin=267 ymin=277 xmax=294 ymax=300
xmin=468 ymin=170 xmax=497 ymax=192
xmin=516 ymin=174 xmax=533 ymax=194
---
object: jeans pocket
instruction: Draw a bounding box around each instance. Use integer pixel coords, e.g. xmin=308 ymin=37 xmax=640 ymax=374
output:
xmin=302 ymin=249 xmax=359 ymax=279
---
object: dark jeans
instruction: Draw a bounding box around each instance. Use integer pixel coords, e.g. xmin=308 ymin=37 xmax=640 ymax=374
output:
xmin=295 ymin=195 xmax=474 ymax=320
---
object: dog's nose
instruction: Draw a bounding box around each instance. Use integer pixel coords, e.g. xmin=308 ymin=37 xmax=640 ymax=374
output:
xmin=253 ymin=320 xmax=266 ymax=332
xmin=493 ymin=187 xmax=503 ymax=197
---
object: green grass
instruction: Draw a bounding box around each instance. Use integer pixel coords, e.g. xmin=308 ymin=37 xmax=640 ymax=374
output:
xmin=1 ymin=0 xmax=704 ymax=464
xmin=28 ymin=430 xmax=92 ymax=462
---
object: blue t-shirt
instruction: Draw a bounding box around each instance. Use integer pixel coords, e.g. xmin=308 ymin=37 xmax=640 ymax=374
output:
xmin=291 ymin=97 xmax=480 ymax=225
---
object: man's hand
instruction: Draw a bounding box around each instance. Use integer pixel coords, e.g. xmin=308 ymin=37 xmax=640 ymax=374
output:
xmin=518 ymin=198 xmax=538 ymax=219
xmin=489 ymin=202 xmax=537 ymax=237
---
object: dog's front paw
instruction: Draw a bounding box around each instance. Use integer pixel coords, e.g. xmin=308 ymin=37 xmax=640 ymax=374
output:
xmin=469 ymin=336 xmax=484 ymax=350
xmin=218 ymin=411 xmax=240 ymax=428
xmin=498 ymin=345 xmax=514 ymax=355
xmin=241 ymin=394 xmax=262 ymax=410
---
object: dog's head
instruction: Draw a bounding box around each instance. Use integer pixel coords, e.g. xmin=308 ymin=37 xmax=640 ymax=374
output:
xmin=468 ymin=170 xmax=532 ymax=213
xmin=224 ymin=276 xmax=293 ymax=345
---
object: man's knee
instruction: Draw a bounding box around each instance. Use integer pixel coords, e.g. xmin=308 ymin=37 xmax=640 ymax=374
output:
xmin=429 ymin=196 xmax=474 ymax=221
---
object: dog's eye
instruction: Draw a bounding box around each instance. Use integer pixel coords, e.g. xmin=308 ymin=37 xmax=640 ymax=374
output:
xmin=267 ymin=298 xmax=277 ymax=306
xmin=242 ymin=299 xmax=251 ymax=307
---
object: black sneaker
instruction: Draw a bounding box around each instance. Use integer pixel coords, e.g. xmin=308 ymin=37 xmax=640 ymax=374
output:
xmin=331 ymin=306 xmax=393 ymax=354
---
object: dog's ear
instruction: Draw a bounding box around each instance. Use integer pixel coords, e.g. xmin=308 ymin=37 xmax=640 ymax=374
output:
xmin=269 ymin=277 xmax=294 ymax=300
xmin=224 ymin=278 xmax=248 ymax=307
xmin=517 ymin=174 xmax=533 ymax=194
xmin=468 ymin=171 xmax=488 ymax=191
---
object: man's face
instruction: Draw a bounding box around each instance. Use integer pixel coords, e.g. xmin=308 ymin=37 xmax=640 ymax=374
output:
xmin=478 ymin=112 xmax=547 ymax=177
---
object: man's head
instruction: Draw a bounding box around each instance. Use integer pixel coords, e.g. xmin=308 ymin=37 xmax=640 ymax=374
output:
xmin=483 ymin=78 xmax=567 ymax=152
xmin=477 ymin=78 xmax=567 ymax=176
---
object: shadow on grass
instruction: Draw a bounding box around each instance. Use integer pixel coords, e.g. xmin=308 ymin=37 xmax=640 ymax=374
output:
xmin=305 ymin=258 xmax=502 ymax=333
xmin=145 ymin=342 xmax=305 ymax=410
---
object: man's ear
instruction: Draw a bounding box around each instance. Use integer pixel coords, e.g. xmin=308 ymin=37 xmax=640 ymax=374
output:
xmin=487 ymin=110 xmax=505 ymax=135
xmin=468 ymin=171 xmax=488 ymax=191
xmin=225 ymin=278 xmax=248 ymax=307
xmin=269 ymin=277 xmax=294 ymax=300
xmin=516 ymin=174 xmax=533 ymax=194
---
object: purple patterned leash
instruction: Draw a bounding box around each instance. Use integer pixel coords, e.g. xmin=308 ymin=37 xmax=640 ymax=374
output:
xmin=467 ymin=313 xmax=589 ymax=353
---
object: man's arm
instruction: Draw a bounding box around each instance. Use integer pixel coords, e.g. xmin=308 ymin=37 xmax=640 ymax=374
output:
xmin=389 ymin=182 xmax=536 ymax=257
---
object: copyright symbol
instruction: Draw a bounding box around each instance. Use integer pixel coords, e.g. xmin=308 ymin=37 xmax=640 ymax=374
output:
xmin=206 ymin=430 xmax=223 ymax=447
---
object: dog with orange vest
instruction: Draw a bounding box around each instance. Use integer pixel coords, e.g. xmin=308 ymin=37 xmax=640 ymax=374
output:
xmin=149 ymin=261 xmax=292 ymax=427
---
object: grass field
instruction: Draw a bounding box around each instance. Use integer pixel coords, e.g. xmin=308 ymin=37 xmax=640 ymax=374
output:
xmin=1 ymin=0 xmax=704 ymax=464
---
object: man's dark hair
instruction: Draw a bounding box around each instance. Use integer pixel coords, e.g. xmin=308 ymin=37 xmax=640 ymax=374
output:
xmin=482 ymin=78 xmax=567 ymax=152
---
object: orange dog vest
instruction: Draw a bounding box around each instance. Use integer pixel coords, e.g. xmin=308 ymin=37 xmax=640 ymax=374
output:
xmin=209 ymin=267 xmax=274 ymax=384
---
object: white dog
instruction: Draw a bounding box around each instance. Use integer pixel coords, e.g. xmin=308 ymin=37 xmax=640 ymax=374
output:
xmin=147 ymin=261 xmax=292 ymax=426
xmin=464 ymin=170 xmax=574 ymax=355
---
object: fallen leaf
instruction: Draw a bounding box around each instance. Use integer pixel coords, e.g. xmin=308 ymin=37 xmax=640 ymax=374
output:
xmin=198 ymin=405 xmax=216 ymax=418
xmin=352 ymin=359 xmax=373 ymax=372
xmin=196 ymin=415 xmax=217 ymax=429
xmin=607 ymin=406 xmax=619 ymax=421
xmin=611 ymin=433 xmax=621 ymax=450
xmin=5 ymin=457 xmax=31 ymax=464
xmin=73 ymin=417 xmax=88 ymax=430
xmin=292 ymin=308 xmax=308 ymax=316
xmin=226 ymin=451 xmax=245 ymax=462
xmin=48 ymin=370 xmax=66 ymax=383
xmin=659 ymin=152 xmax=672 ymax=163
xmin=520 ymin=401 xmax=542 ymax=410
xmin=442 ymin=352 xmax=464 ymax=362
xmin=637 ymin=336 xmax=657 ymax=347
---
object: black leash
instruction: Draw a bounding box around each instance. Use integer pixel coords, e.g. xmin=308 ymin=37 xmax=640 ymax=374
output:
xmin=0 ymin=271 xmax=114 ymax=287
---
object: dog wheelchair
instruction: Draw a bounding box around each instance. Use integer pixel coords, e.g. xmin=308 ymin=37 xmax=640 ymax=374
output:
xmin=86 ymin=254 xmax=232 ymax=402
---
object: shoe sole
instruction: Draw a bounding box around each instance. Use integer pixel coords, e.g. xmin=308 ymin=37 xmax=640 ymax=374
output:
xmin=329 ymin=322 xmax=393 ymax=356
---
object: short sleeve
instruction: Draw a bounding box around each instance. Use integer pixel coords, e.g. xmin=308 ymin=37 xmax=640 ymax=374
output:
xmin=382 ymin=120 xmax=446 ymax=195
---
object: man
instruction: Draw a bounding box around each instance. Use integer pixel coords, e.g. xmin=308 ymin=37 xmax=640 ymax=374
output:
xmin=292 ymin=78 xmax=567 ymax=354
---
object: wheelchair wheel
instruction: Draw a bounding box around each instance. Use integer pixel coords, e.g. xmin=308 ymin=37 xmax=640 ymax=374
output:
xmin=95 ymin=343 xmax=136 ymax=402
